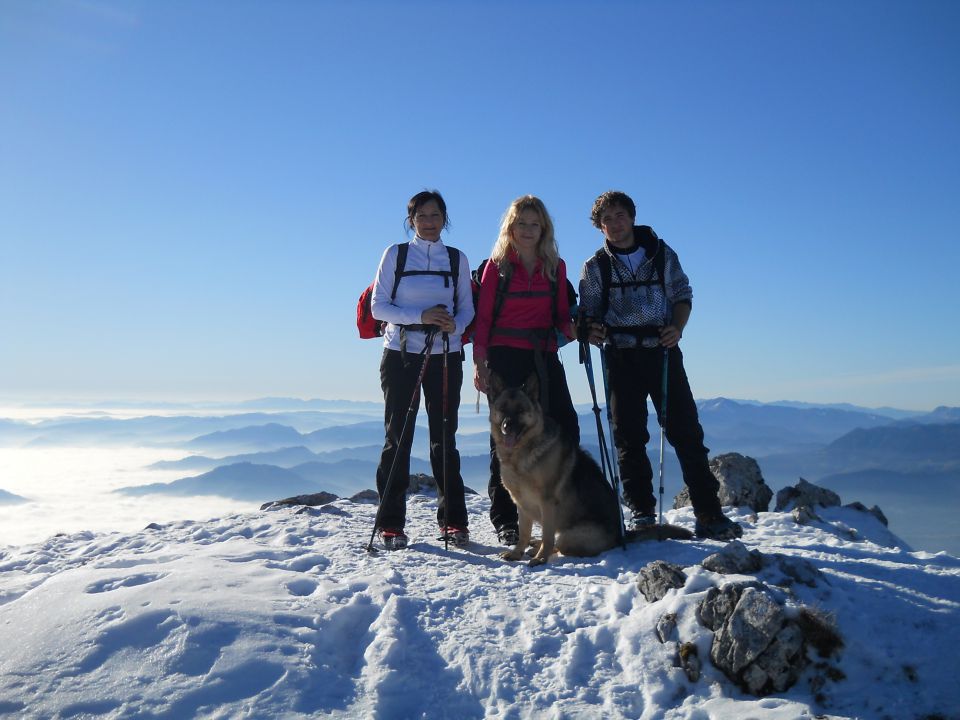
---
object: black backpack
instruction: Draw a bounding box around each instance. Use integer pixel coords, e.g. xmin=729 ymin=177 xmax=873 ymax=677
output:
xmin=356 ymin=243 xmax=460 ymax=339
xmin=593 ymin=225 xmax=666 ymax=322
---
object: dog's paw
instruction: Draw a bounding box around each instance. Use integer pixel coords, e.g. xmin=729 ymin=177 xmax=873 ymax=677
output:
xmin=527 ymin=557 xmax=547 ymax=567
xmin=499 ymin=549 xmax=524 ymax=562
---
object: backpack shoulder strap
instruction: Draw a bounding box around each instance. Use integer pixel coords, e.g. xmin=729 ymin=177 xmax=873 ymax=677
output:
xmin=550 ymin=275 xmax=560 ymax=327
xmin=390 ymin=242 xmax=410 ymax=301
xmin=446 ymin=246 xmax=460 ymax=315
xmin=491 ymin=260 xmax=513 ymax=326
xmin=654 ymin=240 xmax=666 ymax=292
xmin=595 ymin=249 xmax=612 ymax=320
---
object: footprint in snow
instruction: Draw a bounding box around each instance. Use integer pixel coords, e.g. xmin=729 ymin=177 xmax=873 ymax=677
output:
xmin=84 ymin=572 xmax=168 ymax=594
xmin=286 ymin=578 xmax=319 ymax=597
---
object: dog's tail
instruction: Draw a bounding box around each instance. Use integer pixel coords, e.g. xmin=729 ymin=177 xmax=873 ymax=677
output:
xmin=625 ymin=523 xmax=694 ymax=543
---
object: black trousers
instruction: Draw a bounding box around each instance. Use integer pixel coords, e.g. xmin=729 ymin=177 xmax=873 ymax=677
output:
xmin=486 ymin=346 xmax=580 ymax=531
xmin=376 ymin=348 xmax=467 ymax=530
xmin=605 ymin=345 xmax=722 ymax=518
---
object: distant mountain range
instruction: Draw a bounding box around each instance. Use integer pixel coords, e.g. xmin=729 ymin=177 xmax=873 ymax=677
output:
xmin=0 ymin=411 xmax=381 ymax=448
xmin=755 ymin=421 xmax=960 ymax=485
xmin=115 ymin=463 xmax=313 ymax=501
xmin=4 ymin=397 xmax=958 ymax=553
xmin=0 ymin=488 xmax=28 ymax=505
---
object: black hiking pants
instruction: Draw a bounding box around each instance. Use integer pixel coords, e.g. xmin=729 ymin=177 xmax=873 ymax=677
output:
xmin=485 ymin=346 xmax=581 ymax=532
xmin=376 ymin=348 xmax=468 ymax=531
xmin=605 ymin=345 xmax=722 ymax=519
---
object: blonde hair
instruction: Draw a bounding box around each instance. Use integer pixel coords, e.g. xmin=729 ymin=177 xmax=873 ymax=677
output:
xmin=490 ymin=195 xmax=560 ymax=281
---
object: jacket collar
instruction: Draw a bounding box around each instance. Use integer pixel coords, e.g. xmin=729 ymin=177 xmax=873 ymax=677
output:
xmin=411 ymin=235 xmax=445 ymax=250
xmin=605 ymin=225 xmax=660 ymax=257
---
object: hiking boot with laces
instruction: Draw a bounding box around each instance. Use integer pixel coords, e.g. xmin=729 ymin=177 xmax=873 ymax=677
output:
xmin=497 ymin=525 xmax=520 ymax=546
xmin=378 ymin=527 xmax=408 ymax=550
xmin=694 ymin=513 xmax=743 ymax=541
xmin=439 ymin=525 xmax=469 ymax=546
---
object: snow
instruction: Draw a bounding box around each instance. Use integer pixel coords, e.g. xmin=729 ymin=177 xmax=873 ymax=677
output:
xmin=1 ymin=494 xmax=958 ymax=719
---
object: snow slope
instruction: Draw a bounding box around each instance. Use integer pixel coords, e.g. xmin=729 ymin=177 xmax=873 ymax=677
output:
xmin=1 ymin=494 xmax=958 ymax=719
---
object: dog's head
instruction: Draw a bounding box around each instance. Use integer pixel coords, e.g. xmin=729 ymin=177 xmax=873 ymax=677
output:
xmin=488 ymin=371 xmax=542 ymax=450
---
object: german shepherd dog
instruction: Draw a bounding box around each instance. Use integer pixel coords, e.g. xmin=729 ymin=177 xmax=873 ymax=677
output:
xmin=488 ymin=371 xmax=621 ymax=566
xmin=488 ymin=371 xmax=693 ymax=566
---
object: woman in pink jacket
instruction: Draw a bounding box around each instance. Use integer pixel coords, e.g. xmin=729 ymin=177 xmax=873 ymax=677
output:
xmin=473 ymin=195 xmax=579 ymax=544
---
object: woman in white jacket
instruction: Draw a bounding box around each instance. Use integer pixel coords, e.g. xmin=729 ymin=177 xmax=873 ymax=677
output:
xmin=369 ymin=190 xmax=475 ymax=550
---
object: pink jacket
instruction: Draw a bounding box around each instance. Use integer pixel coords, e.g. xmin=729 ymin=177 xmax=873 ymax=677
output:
xmin=472 ymin=250 xmax=573 ymax=363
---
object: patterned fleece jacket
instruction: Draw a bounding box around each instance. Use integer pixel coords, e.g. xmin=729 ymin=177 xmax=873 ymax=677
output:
xmin=578 ymin=226 xmax=693 ymax=349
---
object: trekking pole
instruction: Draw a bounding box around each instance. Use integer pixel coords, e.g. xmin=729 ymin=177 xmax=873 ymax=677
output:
xmin=580 ymin=342 xmax=622 ymax=545
xmin=441 ymin=332 xmax=450 ymax=551
xmin=597 ymin=347 xmax=627 ymax=549
xmin=366 ymin=329 xmax=438 ymax=553
xmin=657 ymin=347 xmax=669 ymax=527
xmin=579 ymin=342 xmax=613 ymax=484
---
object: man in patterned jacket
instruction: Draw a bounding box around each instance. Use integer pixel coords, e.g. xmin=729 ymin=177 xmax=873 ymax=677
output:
xmin=578 ymin=190 xmax=741 ymax=541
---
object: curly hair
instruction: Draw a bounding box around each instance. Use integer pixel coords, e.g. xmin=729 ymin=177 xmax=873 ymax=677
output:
xmin=490 ymin=195 xmax=559 ymax=281
xmin=590 ymin=190 xmax=636 ymax=229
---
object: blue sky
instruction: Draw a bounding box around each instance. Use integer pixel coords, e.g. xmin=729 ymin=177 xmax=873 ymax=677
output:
xmin=2 ymin=0 xmax=958 ymax=410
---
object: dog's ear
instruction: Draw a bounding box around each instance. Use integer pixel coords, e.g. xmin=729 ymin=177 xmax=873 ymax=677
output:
xmin=488 ymin=370 xmax=505 ymax=400
xmin=521 ymin=371 xmax=539 ymax=404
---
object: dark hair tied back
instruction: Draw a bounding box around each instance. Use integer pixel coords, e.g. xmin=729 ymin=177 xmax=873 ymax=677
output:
xmin=406 ymin=190 xmax=450 ymax=233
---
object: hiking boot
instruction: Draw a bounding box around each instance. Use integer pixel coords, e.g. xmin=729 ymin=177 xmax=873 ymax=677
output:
xmin=439 ymin=525 xmax=469 ymax=546
xmin=497 ymin=525 xmax=520 ymax=546
xmin=694 ymin=513 xmax=743 ymax=541
xmin=628 ymin=512 xmax=657 ymax=532
xmin=378 ymin=527 xmax=408 ymax=550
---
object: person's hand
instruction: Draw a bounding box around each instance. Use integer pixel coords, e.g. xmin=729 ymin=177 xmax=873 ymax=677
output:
xmin=421 ymin=305 xmax=455 ymax=333
xmin=659 ymin=325 xmax=682 ymax=348
xmin=587 ymin=320 xmax=607 ymax=347
xmin=474 ymin=363 xmax=489 ymax=393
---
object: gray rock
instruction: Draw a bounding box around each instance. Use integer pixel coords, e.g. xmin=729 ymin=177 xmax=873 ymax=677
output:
xmin=844 ymin=501 xmax=889 ymax=527
xmin=655 ymin=613 xmax=677 ymax=643
xmin=407 ymin=473 xmax=438 ymax=493
xmin=697 ymin=583 xmax=759 ymax=631
xmin=774 ymin=478 xmax=841 ymax=512
xmin=637 ymin=560 xmax=687 ymax=603
xmin=741 ymin=621 xmax=806 ymax=695
xmin=261 ymin=491 xmax=339 ymax=510
xmin=349 ymin=480 xmax=478 ymax=506
xmin=350 ymin=489 xmax=379 ymax=503
xmin=406 ymin=474 xmax=478 ymax=495
xmin=702 ymin=540 xmax=764 ymax=575
xmin=295 ymin=504 xmax=348 ymax=517
xmin=710 ymin=587 xmax=786 ymax=675
xmin=674 ymin=453 xmax=773 ymax=512
xmin=792 ymin=504 xmax=820 ymax=525
xmin=699 ymin=579 xmax=840 ymax=696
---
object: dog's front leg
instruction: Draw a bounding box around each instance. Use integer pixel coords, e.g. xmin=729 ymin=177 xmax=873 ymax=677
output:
xmin=500 ymin=511 xmax=533 ymax=562
xmin=530 ymin=508 xmax=556 ymax=566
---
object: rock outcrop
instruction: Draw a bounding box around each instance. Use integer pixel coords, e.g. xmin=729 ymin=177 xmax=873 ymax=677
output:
xmin=774 ymin=478 xmax=840 ymax=512
xmin=260 ymin=491 xmax=339 ymax=510
xmin=674 ymin=453 xmax=773 ymax=512
xmin=641 ymin=538 xmax=841 ymax=697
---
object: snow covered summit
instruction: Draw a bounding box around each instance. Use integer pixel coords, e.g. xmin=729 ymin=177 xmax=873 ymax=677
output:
xmin=1 ymin=494 xmax=958 ymax=719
